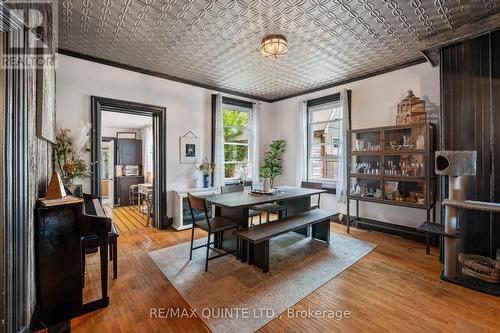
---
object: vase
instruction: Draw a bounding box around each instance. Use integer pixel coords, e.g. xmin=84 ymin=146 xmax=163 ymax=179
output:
xmin=262 ymin=178 xmax=271 ymax=192
xmin=202 ymin=174 xmax=210 ymax=188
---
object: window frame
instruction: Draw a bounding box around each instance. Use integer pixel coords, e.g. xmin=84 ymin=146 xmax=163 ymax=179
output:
xmin=305 ymin=91 xmax=352 ymax=194
xmin=307 ymin=101 xmax=342 ymax=185
xmin=221 ymin=102 xmax=254 ymax=184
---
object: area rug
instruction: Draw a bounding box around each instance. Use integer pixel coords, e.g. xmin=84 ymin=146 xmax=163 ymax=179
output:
xmin=148 ymin=232 xmax=376 ymax=333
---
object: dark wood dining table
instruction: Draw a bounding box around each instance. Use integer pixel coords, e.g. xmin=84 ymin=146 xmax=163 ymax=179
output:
xmin=206 ymin=186 xmax=326 ymax=261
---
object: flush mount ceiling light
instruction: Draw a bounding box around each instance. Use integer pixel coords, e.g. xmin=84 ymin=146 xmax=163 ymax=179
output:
xmin=260 ymin=34 xmax=288 ymax=59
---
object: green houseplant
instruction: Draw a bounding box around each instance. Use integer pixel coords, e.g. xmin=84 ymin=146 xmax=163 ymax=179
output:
xmin=260 ymin=139 xmax=286 ymax=188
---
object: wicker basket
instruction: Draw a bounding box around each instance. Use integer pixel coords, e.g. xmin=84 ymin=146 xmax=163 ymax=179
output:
xmin=458 ymin=253 xmax=500 ymax=283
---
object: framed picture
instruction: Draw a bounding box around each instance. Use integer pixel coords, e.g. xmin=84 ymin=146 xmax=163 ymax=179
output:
xmin=180 ymin=136 xmax=200 ymax=164
xmin=116 ymin=132 xmax=137 ymax=139
xmin=36 ymin=62 xmax=56 ymax=143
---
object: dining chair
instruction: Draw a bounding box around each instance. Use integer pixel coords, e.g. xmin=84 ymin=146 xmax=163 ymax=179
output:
xmin=252 ymin=200 xmax=287 ymax=223
xmin=187 ymin=193 xmax=239 ymax=272
xmin=144 ymin=190 xmax=153 ymax=226
xmin=221 ymin=184 xmax=262 ymax=225
xmin=301 ymin=181 xmax=322 ymax=210
xmin=128 ymin=184 xmax=139 ymax=210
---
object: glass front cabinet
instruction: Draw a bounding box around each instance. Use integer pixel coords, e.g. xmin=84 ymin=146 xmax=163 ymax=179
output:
xmin=347 ymin=123 xmax=435 ymax=209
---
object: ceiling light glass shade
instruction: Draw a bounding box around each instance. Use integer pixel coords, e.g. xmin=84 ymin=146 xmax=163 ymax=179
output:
xmin=261 ymin=34 xmax=288 ymax=59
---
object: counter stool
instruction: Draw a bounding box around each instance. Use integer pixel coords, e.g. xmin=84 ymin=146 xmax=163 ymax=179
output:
xmin=301 ymin=181 xmax=322 ymax=210
xmin=221 ymin=184 xmax=262 ymax=225
xmin=187 ymin=193 xmax=239 ymax=272
xmin=129 ymin=184 xmax=139 ymax=210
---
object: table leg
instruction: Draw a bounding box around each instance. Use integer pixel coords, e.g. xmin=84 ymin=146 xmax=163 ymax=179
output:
xmin=213 ymin=206 xmax=221 ymax=249
xmin=346 ymin=197 xmax=351 ymax=233
xmin=218 ymin=206 xmax=249 ymax=261
xmin=249 ymin=240 xmax=269 ymax=273
xmin=312 ymin=220 xmax=330 ymax=244
xmin=356 ymin=200 xmax=360 ymax=228
xmin=283 ymin=197 xmax=310 ymax=236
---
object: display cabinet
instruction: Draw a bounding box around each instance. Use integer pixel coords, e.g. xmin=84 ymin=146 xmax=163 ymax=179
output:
xmin=346 ymin=122 xmax=436 ymax=232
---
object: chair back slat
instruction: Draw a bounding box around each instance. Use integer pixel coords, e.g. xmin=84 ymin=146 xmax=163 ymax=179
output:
xmin=221 ymin=184 xmax=244 ymax=194
xmin=187 ymin=193 xmax=207 ymax=213
xmin=301 ymin=181 xmax=322 ymax=190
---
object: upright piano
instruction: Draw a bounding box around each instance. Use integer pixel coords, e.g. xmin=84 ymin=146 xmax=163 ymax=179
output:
xmin=35 ymin=193 xmax=112 ymax=326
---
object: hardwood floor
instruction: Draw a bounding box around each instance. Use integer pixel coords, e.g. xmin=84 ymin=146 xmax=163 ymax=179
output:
xmin=63 ymin=223 xmax=499 ymax=332
xmin=106 ymin=206 xmax=148 ymax=232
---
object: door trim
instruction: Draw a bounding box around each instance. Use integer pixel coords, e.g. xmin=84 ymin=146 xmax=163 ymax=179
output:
xmin=90 ymin=96 xmax=168 ymax=228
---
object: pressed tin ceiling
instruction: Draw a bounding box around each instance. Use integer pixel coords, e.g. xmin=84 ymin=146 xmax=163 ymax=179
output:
xmin=58 ymin=0 xmax=499 ymax=102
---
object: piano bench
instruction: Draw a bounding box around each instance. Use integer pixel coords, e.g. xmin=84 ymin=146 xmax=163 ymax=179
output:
xmin=82 ymin=222 xmax=119 ymax=287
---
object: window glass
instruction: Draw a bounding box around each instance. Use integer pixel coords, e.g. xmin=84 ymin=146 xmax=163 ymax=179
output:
xmin=223 ymin=106 xmax=252 ymax=181
xmin=307 ymin=101 xmax=342 ymax=183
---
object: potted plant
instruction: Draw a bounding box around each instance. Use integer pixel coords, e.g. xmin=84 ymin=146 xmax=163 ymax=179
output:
xmin=53 ymin=128 xmax=92 ymax=195
xmin=260 ymin=167 xmax=272 ymax=192
xmin=260 ymin=139 xmax=286 ymax=189
xmin=196 ymin=157 xmax=215 ymax=188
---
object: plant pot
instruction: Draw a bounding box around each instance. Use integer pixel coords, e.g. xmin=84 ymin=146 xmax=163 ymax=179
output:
xmin=262 ymin=178 xmax=271 ymax=192
xmin=202 ymin=174 xmax=210 ymax=188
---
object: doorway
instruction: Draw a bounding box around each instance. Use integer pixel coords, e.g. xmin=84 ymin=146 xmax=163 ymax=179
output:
xmin=91 ymin=97 xmax=167 ymax=228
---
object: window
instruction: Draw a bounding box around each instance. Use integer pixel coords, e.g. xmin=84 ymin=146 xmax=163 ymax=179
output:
xmin=307 ymin=94 xmax=343 ymax=184
xmin=222 ymin=103 xmax=253 ymax=182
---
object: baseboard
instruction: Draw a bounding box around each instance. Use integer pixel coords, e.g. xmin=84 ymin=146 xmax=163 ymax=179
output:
xmin=160 ymin=216 xmax=173 ymax=229
xmin=331 ymin=215 xmax=434 ymax=244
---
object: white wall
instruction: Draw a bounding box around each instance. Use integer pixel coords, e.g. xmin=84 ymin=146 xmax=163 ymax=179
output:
xmin=264 ymin=62 xmax=440 ymax=228
xmin=101 ymin=127 xmax=142 ymax=138
xmin=56 ymin=54 xmax=272 ymax=217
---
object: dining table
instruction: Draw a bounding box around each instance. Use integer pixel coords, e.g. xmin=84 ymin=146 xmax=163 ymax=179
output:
xmin=206 ymin=186 xmax=326 ymax=262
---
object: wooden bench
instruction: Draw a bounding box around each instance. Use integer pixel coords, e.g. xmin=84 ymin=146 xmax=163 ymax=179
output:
xmin=235 ymin=209 xmax=335 ymax=272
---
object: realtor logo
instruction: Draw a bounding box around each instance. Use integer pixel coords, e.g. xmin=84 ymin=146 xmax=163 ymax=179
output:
xmin=1 ymin=0 xmax=57 ymax=69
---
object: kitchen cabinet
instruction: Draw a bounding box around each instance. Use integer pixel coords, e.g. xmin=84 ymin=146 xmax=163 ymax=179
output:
xmin=116 ymin=139 xmax=142 ymax=165
xmin=115 ymin=176 xmax=144 ymax=207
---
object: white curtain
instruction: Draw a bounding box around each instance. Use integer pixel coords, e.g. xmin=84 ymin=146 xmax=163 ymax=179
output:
xmin=296 ymin=101 xmax=308 ymax=186
xmin=336 ymin=89 xmax=350 ymax=203
xmin=213 ymin=93 xmax=225 ymax=187
xmin=251 ymin=102 xmax=260 ymax=182
xmin=143 ymin=125 xmax=153 ymax=174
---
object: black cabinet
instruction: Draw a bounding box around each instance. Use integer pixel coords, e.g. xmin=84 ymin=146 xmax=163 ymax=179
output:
xmin=115 ymin=176 xmax=144 ymax=206
xmin=36 ymin=201 xmax=83 ymax=325
xmin=116 ymin=138 xmax=142 ymax=165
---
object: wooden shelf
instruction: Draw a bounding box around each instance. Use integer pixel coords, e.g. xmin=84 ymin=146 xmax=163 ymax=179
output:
xmin=347 ymin=195 xmax=427 ymax=209
xmin=381 ymin=199 xmax=426 ymax=209
xmin=383 ymin=149 xmax=426 ymax=155
xmin=347 ymin=195 xmax=383 ymax=204
xmin=384 ymin=175 xmax=426 ymax=181
xmin=349 ymin=173 xmax=382 ymax=179
xmin=351 ymin=151 xmax=382 ymax=156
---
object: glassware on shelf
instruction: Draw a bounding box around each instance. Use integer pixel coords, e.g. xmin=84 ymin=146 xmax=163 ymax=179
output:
xmin=384 ymin=156 xmax=424 ymax=177
xmin=350 ymin=179 xmax=381 ymax=198
xmin=354 ymin=139 xmax=380 ymax=151
xmin=416 ymin=134 xmax=425 ymax=149
xmin=351 ymin=161 xmax=381 ymax=175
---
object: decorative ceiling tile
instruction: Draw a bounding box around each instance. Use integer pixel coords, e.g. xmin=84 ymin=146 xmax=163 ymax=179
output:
xmin=58 ymin=0 xmax=499 ymax=101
